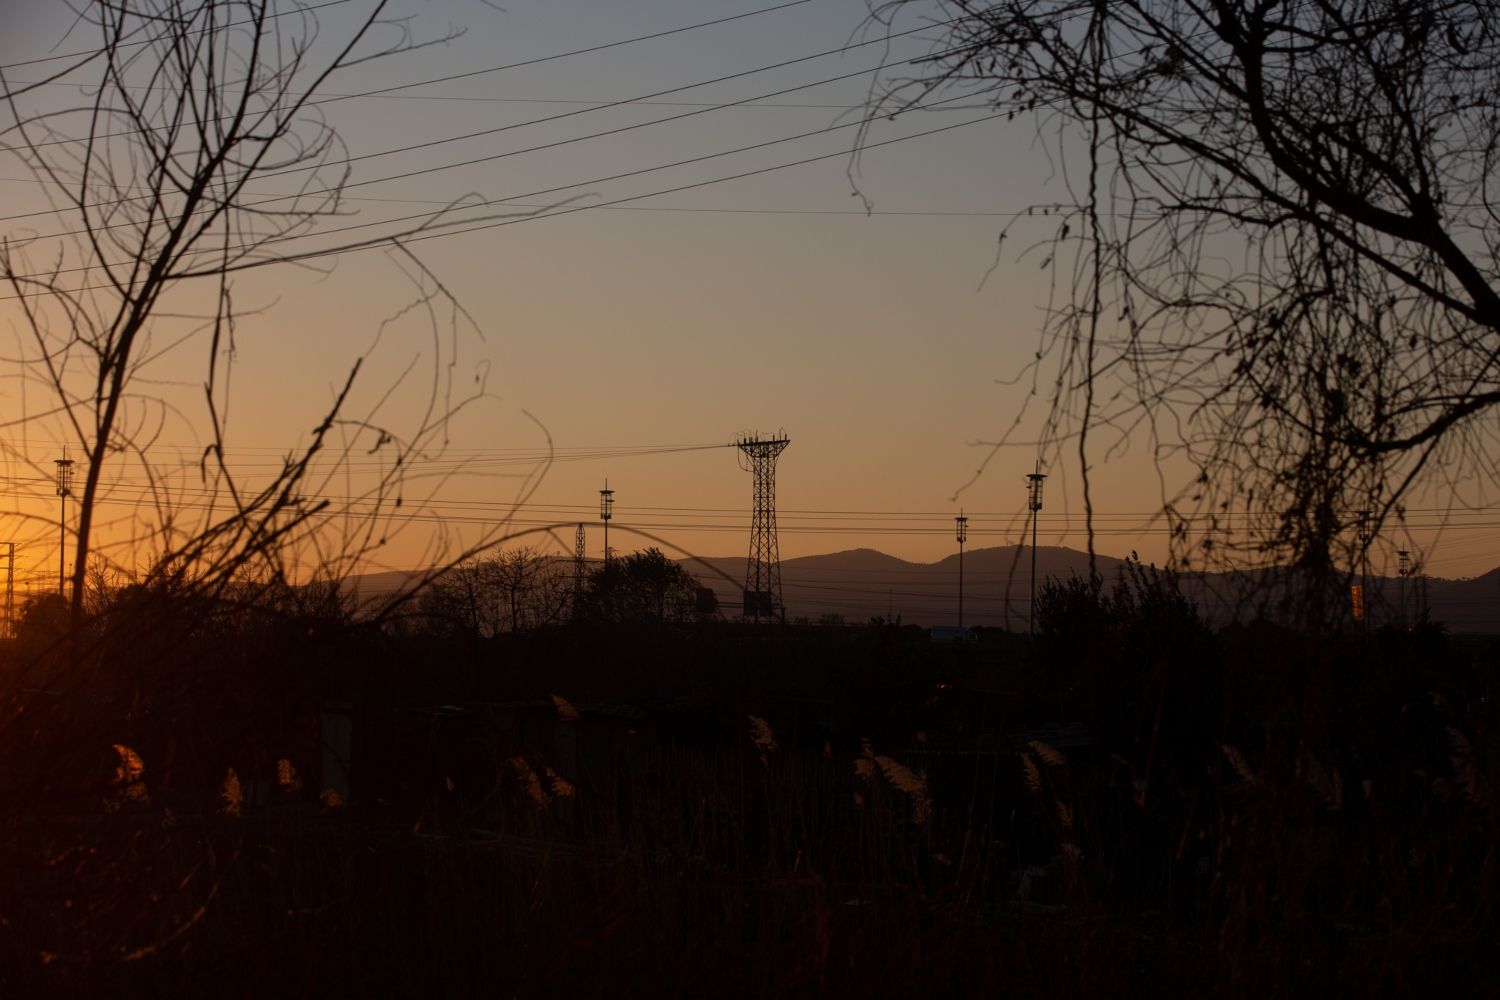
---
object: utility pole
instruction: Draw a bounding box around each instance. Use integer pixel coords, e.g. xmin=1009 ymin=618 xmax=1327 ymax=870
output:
xmin=955 ymin=510 xmax=968 ymax=629
xmin=599 ymin=481 xmax=614 ymax=567
xmin=736 ymin=432 xmax=789 ymax=624
xmin=1356 ymin=510 xmax=1371 ymax=631
xmin=1026 ymin=466 xmax=1046 ymax=634
xmin=1397 ymin=548 xmax=1411 ymax=630
xmin=55 ymin=452 xmax=74 ymax=598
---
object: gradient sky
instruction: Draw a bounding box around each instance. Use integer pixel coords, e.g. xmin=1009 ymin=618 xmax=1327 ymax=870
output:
xmin=1 ymin=0 xmax=1495 ymax=593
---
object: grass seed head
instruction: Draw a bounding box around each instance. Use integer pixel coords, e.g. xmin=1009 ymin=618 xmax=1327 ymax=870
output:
xmin=1221 ymin=744 xmax=1256 ymax=783
xmin=545 ymin=766 xmax=576 ymax=798
xmin=749 ymin=715 xmax=778 ymax=766
xmin=1448 ymin=727 xmax=1489 ymax=807
xmin=1021 ymin=754 xmax=1043 ymax=795
xmin=874 ymin=754 xmax=931 ymax=826
xmin=1028 ymin=740 xmax=1066 ymax=767
xmin=276 ymin=758 xmax=303 ymax=793
xmin=1303 ymin=757 xmax=1343 ymax=811
xmin=220 ymin=768 xmax=243 ymax=817
xmin=510 ymin=757 xmax=548 ymax=807
xmin=112 ymin=744 xmax=145 ymax=784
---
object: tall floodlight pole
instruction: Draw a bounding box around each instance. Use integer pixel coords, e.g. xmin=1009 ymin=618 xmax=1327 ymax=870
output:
xmin=955 ymin=511 xmax=968 ymax=629
xmin=736 ymin=432 xmax=790 ymax=624
xmin=1026 ymin=468 xmax=1046 ymax=634
xmin=599 ymin=482 xmax=614 ymax=567
xmin=55 ymin=452 xmax=74 ymax=597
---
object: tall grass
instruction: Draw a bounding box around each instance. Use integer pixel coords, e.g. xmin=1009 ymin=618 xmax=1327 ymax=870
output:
xmin=2 ymin=585 xmax=1495 ymax=997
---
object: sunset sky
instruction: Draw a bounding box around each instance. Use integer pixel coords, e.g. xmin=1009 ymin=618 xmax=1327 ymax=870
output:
xmin=2 ymin=0 xmax=1496 ymax=595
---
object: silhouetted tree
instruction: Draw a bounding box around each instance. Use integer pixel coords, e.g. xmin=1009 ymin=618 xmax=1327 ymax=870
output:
xmin=870 ymin=1 xmax=1500 ymax=615
xmin=579 ymin=548 xmax=707 ymax=624
xmin=0 ymin=1 xmax=506 ymax=624
xmin=417 ymin=546 xmax=570 ymax=637
xmin=13 ymin=594 xmax=70 ymax=659
xmin=0 ymin=0 xmax=547 ymax=833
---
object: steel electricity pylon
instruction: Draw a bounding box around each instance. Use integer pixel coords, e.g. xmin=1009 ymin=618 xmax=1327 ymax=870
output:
xmin=2 ymin=542 xmax=12 ymax=639
xmin=736 ymin=432 xmax=789 ymax=624
xmin=573 ymin=523 xmax=587 ymax=615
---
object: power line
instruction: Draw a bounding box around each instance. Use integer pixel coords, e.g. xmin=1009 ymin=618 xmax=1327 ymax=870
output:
xmin=290 ymin=0 xmax=816 ymax=106
xmin=0 ymin=102 xmax=1004 ymax=294
xmin=261 ymin=20 xmax=947 ymax=180
xmin=5 ymin=461 xmax=1494 ymax=524
xmin=289 ymin=198 xmax=1060 ymax=219
xmin=0 ymin=3 xmax=1231 ymax=286
xmin=0 ymin=456 xmax=1496 ymax=523
xmin=238 ymin=92 xmax=999 ymax=260
xmin=3 ymin=0 xmax=821 ymax=160
xmin=6 ymin=24 xmax=954 ymax=233
xmin=258 ymin=94 xmax=862 ymax=109
xmin=1 ymin=0 xmax=1292 ymax=241
xmin=0 ymin=183 xmax=1073 ymax=235
xmin=0 ymin=0 xmax=358 ymax=71
xmin=4 ymin=478 xmax=1499 ymax=540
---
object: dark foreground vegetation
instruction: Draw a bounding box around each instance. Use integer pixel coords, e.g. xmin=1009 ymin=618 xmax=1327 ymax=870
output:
xmin=1 ymin=563 xmax=1495 ymax=998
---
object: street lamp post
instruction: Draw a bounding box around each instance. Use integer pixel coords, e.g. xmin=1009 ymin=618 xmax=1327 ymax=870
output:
xmin=955 ymin=511 xmax=968 ymax=629
xmin=55 ymin=452 xmax=74 ymax=597
xmin=1026 ymin=469 xmax=1046 ymax=634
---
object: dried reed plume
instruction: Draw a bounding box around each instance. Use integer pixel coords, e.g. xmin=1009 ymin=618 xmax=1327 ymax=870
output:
xmin=220 ymin=768 xmax=243 ymax=817
xmin=1028 ymin=740 xmax=1066 ymax=767
xmin=1448 ymin=727 xmax=1490 ymax=808
xmin=749 ymin=716 xmax=778 ymax=767
xmin=855 ymin=738 xmax=931 ymax=825
xmin=1021 ymin=754 xmax=1043 ymax=795
xmin=510 ymin=757 xmax=548 ymax=808
xmin=1221 ymin=745 xmax=1256 ymax=784
xmin=112 ymin=744 xmax=145 ymax=784
xmin=109 ymin=744 xmax=150 ymax=808
xmin=276 ymin=759 xmax=302 ymax=794
xmin=544 ymin=765 xmax=576 ymax=799
xmin=1302 ymin=757 xmax=1343 ymax=812
xmin=874 ymin=755 xmax=931 ymax=826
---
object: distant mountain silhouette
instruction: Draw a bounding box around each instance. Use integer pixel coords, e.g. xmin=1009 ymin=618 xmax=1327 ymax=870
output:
xmin=343 ymin=545 xmax=1498 ymax=633
xmin=690 ymin=546 xmax=1496 ymax=633
xmin=690 ymin=546 xmax=1125 ymax=630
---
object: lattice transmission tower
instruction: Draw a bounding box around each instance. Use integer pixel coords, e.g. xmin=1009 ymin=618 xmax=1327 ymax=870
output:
xmin=2 ymin=542 xmax=12 ymax=639
xmin=736 ymin=432 xmax=789 ymax=623
xmin=573 ymin=523 xmax=587 ymax=617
